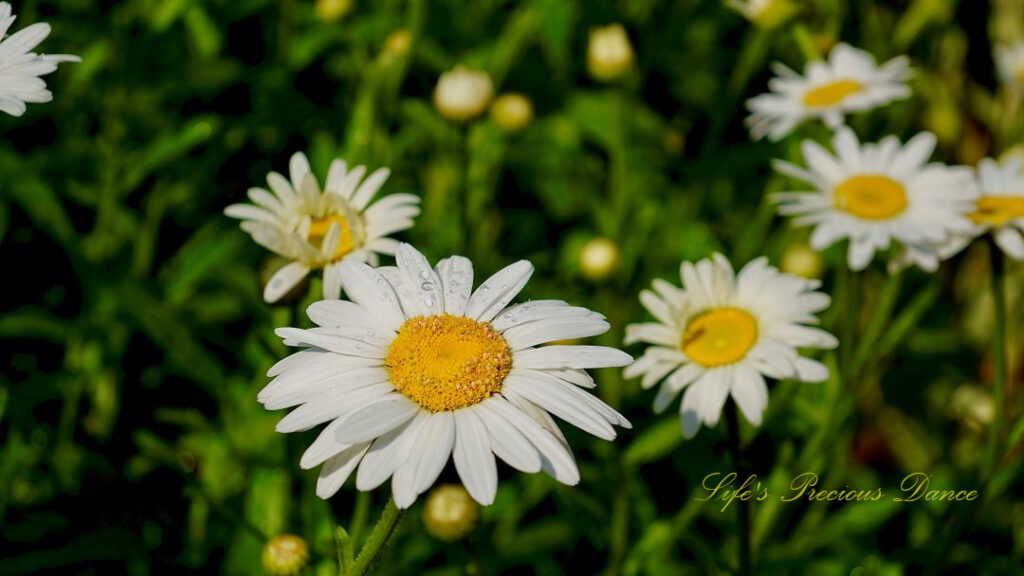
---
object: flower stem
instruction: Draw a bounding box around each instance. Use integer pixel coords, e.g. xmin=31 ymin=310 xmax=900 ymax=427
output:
xmin=350 ymin=497 xmax=405 ymax=576
xmin=725 ymin=402 xmax=752 ymax=576
xmin=983 ymin=236 xmax=1009 ymax=478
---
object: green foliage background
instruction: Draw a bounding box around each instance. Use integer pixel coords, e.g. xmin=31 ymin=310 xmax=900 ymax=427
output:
xmin=1 ymin=0 xmax=1023 ymax=574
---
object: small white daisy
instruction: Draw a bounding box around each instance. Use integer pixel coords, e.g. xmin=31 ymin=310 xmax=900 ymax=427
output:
xmin=745 ymin=43 xmax=911 ymax=141
xmin=0 ymin=2 xmax=79 ymax=117
xmin=260 ymin=244 xmax=632 ymax=508
xmin=772 ymin=127 xmax=978 ymax=271
xmin=625 ymin=254 xmax=837 ymax=438
xmin=893 ymin=156 xmax=1024 ymax=270
xmin=225 ymin=152 xmax=420 ymax=303
xmin=995 ymin=41 xmax=1024 ymax=90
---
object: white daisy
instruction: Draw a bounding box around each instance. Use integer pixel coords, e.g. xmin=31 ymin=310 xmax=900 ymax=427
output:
xmin=0 ymin=2 xmax=79 ymax=117
xmin=893 ymin=156 xmax=1024 ymax=270
xmin=259 ymin=244 xmax=632 ymax=508
xmin=995 ymin=41 xmax=1024 ymax=90
xmin=745 ymin=43 xmax=911 ymax=141
xmin=624 ymin=254 xmax=837 ymax=438
xmin=772 ymin=127 xmax=978 ymax=271
xmin=225 ymin=152 xmax=420 ymax=303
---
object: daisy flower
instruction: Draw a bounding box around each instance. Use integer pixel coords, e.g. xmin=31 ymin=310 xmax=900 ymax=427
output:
xmin=225 ymin=152 xmax=420 ymax=303
xmin=0 ymin=2 xmax=80 ymax=117
xmin=893 ymin=156 xmax=1024 ymax=270
xmin=772 ymin=127 xmax=978 ymax=271
xmin=259 ymin=244 xmax=632 ymax=508
xmin=745 ymin=43 xmax=911 ymax=141
xmin=995 ymin=41 xmax=1024 ymax=90
xmin=624 ymin=254 xmax=836 ymax=438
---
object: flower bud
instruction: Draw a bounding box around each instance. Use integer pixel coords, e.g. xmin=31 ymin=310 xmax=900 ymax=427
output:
xmin=423 ymin=484 xmax=479 ymax=541
xmin=434 ymin=66 xmax=494 ymax=122
xmin=315 ymin=0 xmax=352 ymax=22
xmin=262 ymin=534 xmax=310 ymax=576
xmin=490 ymin=93 xmax=534 ymax=132
xmin=384 ymin=29 xmax=412 ymax=58
xmin=580 ymin=237 xmax=620 ymax=282
xmin=587 ymin=24 xmax=634 ymax=82
xmin=780 ymin=243 xmax=823 ymax=279
xmin=725 ymin=0 xmax=799 ymax=30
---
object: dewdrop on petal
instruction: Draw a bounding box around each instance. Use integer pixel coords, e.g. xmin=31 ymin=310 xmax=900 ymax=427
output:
xmin=580 ymin=237 xmax=620 ymax=281
xmin=587 ymin=24 xmax=634 ymax=82
xmin=262 ymin=534 xmax=310 ymax=576
xmin=434 ymin=66 xmax=494 ymax=122
xmin=315 ymin=0 xmax=352 ymax=22
xmin=423 ymin=484 xmax=479 ymax=541
xmin=491 ymin=93 xmax=533 ymax=132
xmin=781 ymin=243 xmax=824 ymax=279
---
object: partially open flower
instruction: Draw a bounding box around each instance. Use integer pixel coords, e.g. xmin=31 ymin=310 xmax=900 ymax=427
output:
xmin=491 ymin=93 xmax=534 ymax=132
xmin=579 ymin=237 xmax=620 ymax=281
xmin=423 ymin=484 xmax=479 ymax=541
xmin=225 ymin=152 xmax=420 ymax=303
xmin=587 ymin=24 xmax=634 ymax=82
xmin=995 ymin=41 xmax=1024 ymax=91
xmin=262 ymin=534 xmax=310 ymax=576
xmin=434 ymin=66 xmax=494 ymax=122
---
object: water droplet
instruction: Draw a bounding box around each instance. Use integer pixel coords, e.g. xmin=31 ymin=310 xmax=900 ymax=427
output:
xmin=421 ymin=281 xmax=434 ymax=291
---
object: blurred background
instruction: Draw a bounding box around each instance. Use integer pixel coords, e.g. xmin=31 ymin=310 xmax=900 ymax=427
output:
xmin=1 ymin=0 xmax=1023 ymax=574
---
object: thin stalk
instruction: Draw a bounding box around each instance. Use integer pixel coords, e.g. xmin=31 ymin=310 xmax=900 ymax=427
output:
xmin=983 ymin=237 xmax=1009 ymax=478
xmin=726 ymin=402 xmax=752 ymax=576
xmin=350 ymin=498 xmax=405 ymax=576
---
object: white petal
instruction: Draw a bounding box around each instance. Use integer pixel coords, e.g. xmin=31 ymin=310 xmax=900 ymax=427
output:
xmin=474 ymin=402 xmax=543 ymax=473
xmin=731 ymin=365 xmax=768 ymax=427
xmin=465 ymin=261 xmax=535 ymax=321
xmin=453 ymin=409 xmax=498 ymax=505
xmin=336 ymin=261 xmax=407 ymax=330
xmin=409 ymin=412 xmax=456 ymax=494
xmin=316 ymin=443 xmax=371 ymax=499
xmin=263 ymin=262 xmax=310 ymax=303
xmin=335 ymin=394 xmax=421 ymax=444
xmin=485 ymin=396 xmax=579 ymax=484
xmin=436 ymin=256 xmax=474 ymax=316
xmin=513 ymin=345 xmax=633 ymax=369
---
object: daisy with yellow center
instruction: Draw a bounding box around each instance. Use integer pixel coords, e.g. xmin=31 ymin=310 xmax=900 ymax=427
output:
xmin=772 ymin=127 xmax=978 ymax=271
xmin=893 ymin=156 xmax=1024 ymax=270
xmin=625 ymin=254 xmax=837 ymax=438
xmin=225 ymin=152 xmax=420 ymax=303
xmin=260 ymin=244 xmax=631 ymax=508
xmin=745 ymin=43 xmax=910 ymax=141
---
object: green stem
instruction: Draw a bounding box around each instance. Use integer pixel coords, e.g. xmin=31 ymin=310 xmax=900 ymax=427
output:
xmin=983 ymin=237 xmax=1009 ymax=478
xmin=350 ymin=497 xmax=405 ymax=576
xmin=792 ymin=24 xmax=821 ymax=62
xmin=726 ymin=403 xmax=752 ymax=576
xmin=839 ymin=265 xmax=859 ymax=390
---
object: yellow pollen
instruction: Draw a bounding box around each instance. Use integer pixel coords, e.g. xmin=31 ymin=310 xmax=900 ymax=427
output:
xmin=681 ymin=308 xmax=758 ymax=368
xmin=385 ymin=314 xmax=512 ymax=412
xmin=802 ymin=79 xmax=863 ymax=107
xmin=833 ymin=175 xmax=908 ymax=220
xmin=307 ymin=214 xmax=356 ymax=261
xmin=970 ymin=197 xmax=1024 ymax=227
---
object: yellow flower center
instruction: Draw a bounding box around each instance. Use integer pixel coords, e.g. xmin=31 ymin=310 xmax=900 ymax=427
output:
xmin=307 ymin=214 xmax=357 ymax=261
xmin=385 ymin=314 xmax=512 ymax=412
xmin=681 ymin=308 xmax=759 ymax=368
xmin=833 ymin=175 xmax=908 ymax=220
xmin=802 ymin=79 xmax=863 ymax=107
xmin=970 ymin=197 xmax=1024 ymax=227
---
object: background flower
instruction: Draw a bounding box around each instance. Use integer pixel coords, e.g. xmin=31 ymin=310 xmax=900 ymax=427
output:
xmin=0 ymin=2 xmax=79 ymax=116
xmin=625 ymin=254 xmax=836 ymax=437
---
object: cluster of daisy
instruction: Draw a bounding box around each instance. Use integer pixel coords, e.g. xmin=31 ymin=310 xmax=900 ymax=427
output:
xmin=743 ymin=41 xmax=1024 ymax=272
